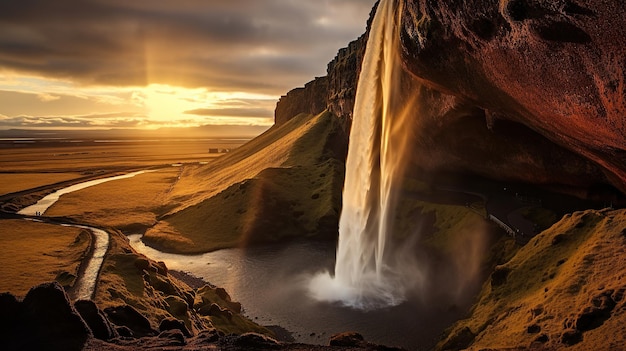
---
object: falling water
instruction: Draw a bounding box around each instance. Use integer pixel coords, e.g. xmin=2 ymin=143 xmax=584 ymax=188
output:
xmin=309 ymin=0 xmax=423 ymax=309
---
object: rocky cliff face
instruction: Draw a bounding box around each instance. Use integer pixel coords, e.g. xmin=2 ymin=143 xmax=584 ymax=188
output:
xmin=399 ymin=0 xmax=626 ymax=193
xmin=274 ymin=3 xmax=378 ymax=131
xmin=276 ymin=0 xmax=625 ymax=198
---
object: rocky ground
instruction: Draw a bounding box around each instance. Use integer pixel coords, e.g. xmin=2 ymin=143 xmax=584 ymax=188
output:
xmin=0 ymin=282 xmax=402 ymax=351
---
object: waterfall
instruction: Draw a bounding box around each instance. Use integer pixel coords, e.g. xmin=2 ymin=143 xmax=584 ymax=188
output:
xmin=309 ymin=0 xmax=423 ymax=309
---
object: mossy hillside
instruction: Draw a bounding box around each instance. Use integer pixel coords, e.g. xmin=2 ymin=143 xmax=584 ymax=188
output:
xmin=438 ymin=209 xmax=626 ymax=351
xmin=145 ymin=111 xmax=346 ymax=253
xmin=95 ymin=229 xmax=273 ymax=337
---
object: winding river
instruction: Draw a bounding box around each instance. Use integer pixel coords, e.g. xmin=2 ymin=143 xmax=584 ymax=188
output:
xmin=18 ymin=170 xmax=148 ymax=216
xmin=18 ymin=170 xmax=148 ymax=301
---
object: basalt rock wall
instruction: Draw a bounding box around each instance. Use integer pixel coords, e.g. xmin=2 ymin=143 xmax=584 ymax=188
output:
xmin=274 ymin=2 xmax=378 ymax=131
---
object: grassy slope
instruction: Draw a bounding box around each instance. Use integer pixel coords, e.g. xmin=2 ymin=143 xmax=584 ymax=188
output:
xmin=0 ymin=219 xmax=89 ymax=296
xmin=143 ymin=111 xmax=346 ymax=253
xmin=438 ymin=208 xmax=626 ymax=351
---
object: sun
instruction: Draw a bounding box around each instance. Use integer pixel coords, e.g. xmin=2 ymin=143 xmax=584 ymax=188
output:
xmin=142 ymin=84 xmax=203 ymax=125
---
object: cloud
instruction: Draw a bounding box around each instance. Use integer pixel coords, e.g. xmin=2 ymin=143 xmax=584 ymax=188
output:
xmin=0 ymin=113 xmax=149 ymax=129
xmin=0 ymin=0 xmax=376 ymax=94
xmin=184 ymin=107 xmax=273 ymax=118
xmin=37 ymin=93 xmax=60 ymax=102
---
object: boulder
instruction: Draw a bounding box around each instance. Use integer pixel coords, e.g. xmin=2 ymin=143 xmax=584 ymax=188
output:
xmin=329 ymin=331 xmax=365 ymax=347
xmin=18 ymin=282 xmax=91 ymax=351
xmin=74 ymin=299 xmax=117 ymax=341
xmin=104 ymin=304 xmax=157 ymax=337
xmin=400 ymin=0 xmax=626 ymax=192
xmin=159 ymin=317 xmax=192 ymax=338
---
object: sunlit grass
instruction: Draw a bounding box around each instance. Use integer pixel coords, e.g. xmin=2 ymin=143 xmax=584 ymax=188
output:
xmin=0 ymin=219 xmax=90 ymax=296
xmin=439 ymin=209 xmax=626 ymax=350
xmin=0 ymin=173 xmax=82 ymax=195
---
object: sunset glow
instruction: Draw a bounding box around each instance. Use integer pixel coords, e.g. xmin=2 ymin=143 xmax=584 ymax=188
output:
xmin=0 ymin=0 xmax=376 ymax=131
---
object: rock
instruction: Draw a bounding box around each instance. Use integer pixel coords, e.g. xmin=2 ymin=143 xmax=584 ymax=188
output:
xmin=490 ymin=266 xmax=511 ymax=287
xmin=0 ymin=292 xmax=20 ymax=330
xmin=229 ymin=332 xmax=280 ymax=349
xmin=20 ymin=282 xmax=91 ymax=351
xmin=104 ymin=304 xmax=157 ymax=337
xmin=116 ymin=326 xmax=134 ymax=338
xmin=561 ymin=328 xmax=582 ymax=345
xmin=165 ymin=295 xmax=189 ymax=318
xmin=74 ymin=299 xmax=117 ymax=340
xmin=329 ymin=331 xmax=365 ymax=347
xmin=275 ymin=77 xmax=328 ymax=126
xmin=157 ymin=329 xmax=186 ymax=346
xmin=400 ymin=0 xmax=626 ymax=193
xmin=159 ymin=317 xmax=192 ymax=338
xmin=439 ymin=326 xmax=475 ymax=351
xmin=189 ymin=328 xmax=221 ymax=345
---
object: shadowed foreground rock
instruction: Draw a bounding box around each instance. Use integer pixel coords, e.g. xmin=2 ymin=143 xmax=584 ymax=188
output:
xmin=0 ymin=282 xmax=405 ymax=351
xmin=0 ymin=282 xmax=91 ymax=351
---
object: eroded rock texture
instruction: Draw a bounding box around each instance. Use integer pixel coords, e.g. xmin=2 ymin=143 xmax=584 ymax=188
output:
xmin=275 ymin=0 xmax=625 ymax=198
xmin=400 ymin=0 xmax=626 ymax=191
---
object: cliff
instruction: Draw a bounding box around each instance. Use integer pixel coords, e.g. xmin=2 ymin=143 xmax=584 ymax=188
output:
xmin=274 ymin=2 xmax=378 ymax=131
xmin=275 ymin=0 xmax=625 ymax=201
xmin=399 ymin=0 xmax=626 ymax=194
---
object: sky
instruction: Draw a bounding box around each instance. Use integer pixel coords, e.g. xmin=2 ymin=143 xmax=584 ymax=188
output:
xmin=0 ymin=0 xmax=376 ymax=130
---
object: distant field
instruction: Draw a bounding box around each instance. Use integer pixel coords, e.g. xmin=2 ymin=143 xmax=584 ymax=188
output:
xmin=0 ymin=219 xmax=89 ymax=297
xmin=46 ymin=168 xmax=180 ymax=231
xmin=0 ymin=138 xmax=247 ymax=172
xmin=0 ymin=172 xmax=82 ymax=195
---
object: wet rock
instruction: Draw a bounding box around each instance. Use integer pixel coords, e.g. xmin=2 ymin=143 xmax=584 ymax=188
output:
xmin=74 ymin=299 xmax=117 ymax=340
xmin=104 ymin=304 xmax=157 ymax=337
xmin=159 ymin=317 xmax=192 ymax=338
xmin=329 ymin=331 xmax=365 ymax=347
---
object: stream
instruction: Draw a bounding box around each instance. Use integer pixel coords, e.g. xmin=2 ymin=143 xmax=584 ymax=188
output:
xmin=17 ymin=170 xmax=148 ymax=301
xmin=18 ymin=170 xmax=148 ymax=216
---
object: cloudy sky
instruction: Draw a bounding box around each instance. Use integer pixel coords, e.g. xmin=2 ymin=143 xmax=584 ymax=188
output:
xmin=0 ymin=0 xmax=376 ymax=130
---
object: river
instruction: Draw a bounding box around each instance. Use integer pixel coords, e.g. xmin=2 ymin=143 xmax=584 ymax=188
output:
xmin=18 ymin=170 xmax=149 ymax=216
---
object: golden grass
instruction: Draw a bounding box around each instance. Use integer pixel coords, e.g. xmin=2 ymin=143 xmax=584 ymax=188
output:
xmin=0 ymin=219 xmax=90 ymax=297
xmin=45 ymin=168 xmax=180 ymax=231
xmin=0 ymin=173 xmax=82 ymax=195
xmin=438 ymin=209 xmax=626 ymax=351
xmin=144 ymin=111 xmax=345 ymax=253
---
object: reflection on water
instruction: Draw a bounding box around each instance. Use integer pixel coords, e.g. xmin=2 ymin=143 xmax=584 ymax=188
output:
xmin=70 ymin=225 xmax=109 ymax=300
xmin=128 ymin=235 xmax=465 ymax=350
